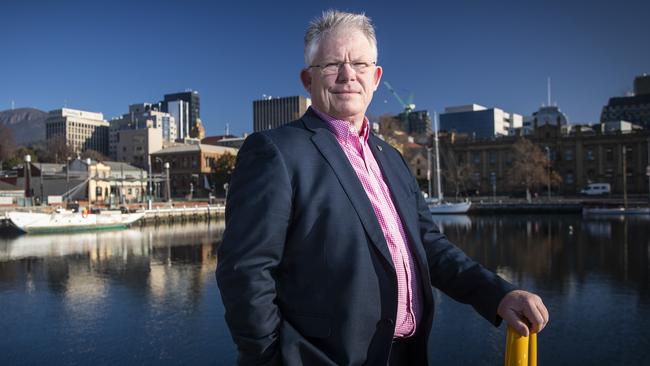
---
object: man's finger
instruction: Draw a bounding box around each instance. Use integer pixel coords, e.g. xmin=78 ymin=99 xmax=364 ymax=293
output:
xmin=521 ymin=300 xmax=545 ymax=333
xmin=504 ymin=310 xmax=530 ymax=337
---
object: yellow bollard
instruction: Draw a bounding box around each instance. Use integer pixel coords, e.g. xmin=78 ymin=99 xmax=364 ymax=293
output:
xmin=504 ymin=326 xmax=537 ymax=366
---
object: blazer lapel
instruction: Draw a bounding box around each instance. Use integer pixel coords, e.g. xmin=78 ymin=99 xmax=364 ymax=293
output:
xmin=302 ymin=111 xmax=395 ymax=271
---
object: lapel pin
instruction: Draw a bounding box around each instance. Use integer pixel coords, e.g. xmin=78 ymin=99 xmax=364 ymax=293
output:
xmin=377 ymin=145 xmax=383 ymax=151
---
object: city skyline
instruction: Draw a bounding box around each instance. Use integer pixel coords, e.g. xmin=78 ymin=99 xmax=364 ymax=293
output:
xmin=1 ymin=0 xmax=649 ymax=137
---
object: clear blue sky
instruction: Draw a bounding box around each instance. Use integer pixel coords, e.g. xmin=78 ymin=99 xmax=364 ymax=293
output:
xmin=1 ymin=0 xmax=648 ymax=137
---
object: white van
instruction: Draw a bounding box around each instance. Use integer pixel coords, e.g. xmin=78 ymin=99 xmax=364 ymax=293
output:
xmin=580 ymin=183 xmax=611 ymax=196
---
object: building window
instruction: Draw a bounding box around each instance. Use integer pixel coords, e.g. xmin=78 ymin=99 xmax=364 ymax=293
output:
xmin=565 ymin=149 xmax=574 ymax=161
xmin=586 ymin=149 xmax=594 ymax=161
xmin=416 ymin=168 xmax=421 ymax=176
xmin=489 ymin=151 xmax=496 ymax=165
xmin=565 ymin=172 xmax=574 ymax=185
xmin=472 ymin=152 xmax=480 ymax=165
xmin=605 ymin=148 xmax=613 ymax=162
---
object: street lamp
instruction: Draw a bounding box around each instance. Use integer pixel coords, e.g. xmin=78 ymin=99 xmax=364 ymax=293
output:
xmin=545 ymin=147 xmax=551 ymax=200
xmin=164 ymin=162 xmax=171 ymax=203
xmin=24 ymin=154 xmax=32 ymax=200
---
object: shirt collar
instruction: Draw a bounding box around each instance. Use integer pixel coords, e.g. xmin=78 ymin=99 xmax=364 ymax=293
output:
xmin=311 ymin=106 xmax=370 ymax=145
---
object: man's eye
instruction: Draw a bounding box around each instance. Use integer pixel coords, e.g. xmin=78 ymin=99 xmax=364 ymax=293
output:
xmin=353 ymin=62 xmax=368 ymax=67
xmin=324 ymin=63 xmax=339 ymax=68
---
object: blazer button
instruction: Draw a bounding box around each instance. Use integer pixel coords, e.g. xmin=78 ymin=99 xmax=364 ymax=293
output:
xmin=384 ymin=318 xmax=395 ymax=326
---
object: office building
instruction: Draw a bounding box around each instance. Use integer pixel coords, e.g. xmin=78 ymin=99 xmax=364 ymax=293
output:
xmin=396 ymin=109 xmax=432 ymax=137
xmin=108 ymin=103 xmax=176 ymax=161
xmin=162 ymin=90 xmax=201 ymax=140
xmin=253 ymin=96 xmax=311 ymax=132
xmin=45 ymin=108 xmax=109 ymax=155
xmin=601 ymin=74 xmax=650 ymax=129
xmin=115 ymin=128 xmax=163 ymax=170
xmin=439 ymin=104 xmax=522 ymax=139
xmin=522 ymin=105 xmax=569 ymax=135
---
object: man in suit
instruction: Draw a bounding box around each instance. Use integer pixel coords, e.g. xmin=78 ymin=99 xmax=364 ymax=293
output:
xmin=216 ymin=10 xmax=548 ymax=366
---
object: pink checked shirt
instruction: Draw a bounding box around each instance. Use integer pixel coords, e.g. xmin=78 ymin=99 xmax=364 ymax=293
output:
xmin=312 ymin=107 xmax=422 ymax=338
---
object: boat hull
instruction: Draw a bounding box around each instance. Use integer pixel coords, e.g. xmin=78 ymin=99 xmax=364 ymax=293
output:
xmin=7 ymin=211 xmax=145 ymax=234
xmin=428 ymin=201 xmax=472 ymax=214
xmin=582 ymin=207 xmax=650 ymax=216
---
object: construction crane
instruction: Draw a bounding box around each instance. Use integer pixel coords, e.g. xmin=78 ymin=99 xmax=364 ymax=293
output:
xmin=383 ymin=81 xmax=416 ymax=115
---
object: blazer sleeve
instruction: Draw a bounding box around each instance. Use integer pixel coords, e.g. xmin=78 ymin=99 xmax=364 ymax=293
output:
xmin=216 ymin=132 xmax=292 ymax=365
xmin=401 ymin=154 xmax=517 ymax=326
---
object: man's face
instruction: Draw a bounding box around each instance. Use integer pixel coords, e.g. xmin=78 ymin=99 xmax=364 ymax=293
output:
xmin=301 ymin=29 xmax=382 ymax=124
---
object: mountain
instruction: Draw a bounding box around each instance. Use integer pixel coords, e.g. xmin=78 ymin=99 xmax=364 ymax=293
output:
xmin=0 ymin=108 xmax=48 ymax=145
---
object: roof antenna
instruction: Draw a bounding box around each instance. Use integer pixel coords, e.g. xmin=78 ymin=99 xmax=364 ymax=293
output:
xmin=547 ymin=77 xmax=551 ymax=107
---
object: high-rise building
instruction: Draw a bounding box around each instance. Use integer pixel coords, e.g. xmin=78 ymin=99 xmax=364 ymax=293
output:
xmin=396 ymin=109 xmax=432 ymax=136
xmin=46 ymin=108 xmax=109 ymax=155
xmin=162 ymin=91 xmax=201 ymax=140
xmin=253 ymin=96 xmax=311 ymax=132
xmin=439 ymin=104 xmax=522 ymax=139
xmin=108 ymin=103 xmax=176 ymax=160
xmin=600 ymin=74 xmax=650 ymax=129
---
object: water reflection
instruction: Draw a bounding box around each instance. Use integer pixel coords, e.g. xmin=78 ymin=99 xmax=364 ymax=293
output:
xmin=1 ymin=216 xmax=649 ymax=365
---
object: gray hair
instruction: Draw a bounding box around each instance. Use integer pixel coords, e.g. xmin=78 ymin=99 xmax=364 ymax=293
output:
xmin=304 ymin=10 xmax=378 ymax=66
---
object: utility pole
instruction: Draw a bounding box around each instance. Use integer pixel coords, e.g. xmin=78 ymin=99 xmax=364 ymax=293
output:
xmin=647 ymin=138 xmax=650 ymax=208
xmin=147 ymin=155 xmax=153 ymax=209
xmin=545 ymin=147 xmax=551 ymax=200
xmin=39 ymin=162 xmax=44 ymax=205
xmin=426 ymin=147 xmax=432 ymax=199
xmin=433 ymin=111 xmax=442 ymax=201
xmin=622 ymin=145 xmax=628 ymax=210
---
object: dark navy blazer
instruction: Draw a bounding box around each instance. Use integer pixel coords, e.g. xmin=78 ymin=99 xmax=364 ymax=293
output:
xmin=216 ymin=108 xmax=515 ymax=365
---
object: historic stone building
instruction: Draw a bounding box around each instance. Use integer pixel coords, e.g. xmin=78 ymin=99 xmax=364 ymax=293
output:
xmin=437 ymin=124 xmax=650 ymax=196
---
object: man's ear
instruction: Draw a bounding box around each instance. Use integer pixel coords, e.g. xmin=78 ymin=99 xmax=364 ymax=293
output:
xmin=300 ymin=69 xmax=312 ymax=92
xmin=373 ymin=65 xmax=383 ymax=91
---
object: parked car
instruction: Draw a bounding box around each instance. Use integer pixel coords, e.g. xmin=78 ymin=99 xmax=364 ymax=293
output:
xmin=580 ymin=183 xmax=611 ymax=196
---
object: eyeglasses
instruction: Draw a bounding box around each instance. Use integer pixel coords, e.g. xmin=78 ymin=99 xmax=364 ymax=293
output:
xmin=308 ymin=61 xmax=376 ymax=75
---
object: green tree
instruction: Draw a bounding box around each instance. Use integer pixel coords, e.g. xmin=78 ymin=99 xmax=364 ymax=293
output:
xmin=5 ymin=146 xmax=39 ymax=168
xmin=213 ymin=152 xmax=237 ymax=196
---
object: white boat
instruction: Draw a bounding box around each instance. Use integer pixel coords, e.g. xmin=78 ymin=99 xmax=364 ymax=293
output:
xmin=429 ymin=201 xmax=472 ymax=214
xmin=6 ymin=209 xmax=145 ymax=234
xmin=427 ymin=111 xmax=472 ymax=215
xmin=582 ymin=207 xmax=650 ymax=216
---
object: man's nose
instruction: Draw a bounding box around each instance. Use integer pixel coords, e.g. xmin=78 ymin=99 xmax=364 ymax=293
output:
xmin=337 ymin=62 xmax=356 ymax=81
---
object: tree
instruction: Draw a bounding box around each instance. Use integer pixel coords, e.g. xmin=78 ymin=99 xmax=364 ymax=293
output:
xmin=505 ymin=138 xmax=562 ymax=201
xmin=5 ymin=146 xmax=39 ymax=169
xmin=213 ymin=152 xmax=237 ymax=196
xmin=377 ymin=114 xmax=408 ymax=154
xmin=442 ymin=156 xmax=475 ymax=198
xmin=0 ymin=124 xmax=17 ymax=169
xmin=38 ymin=137 xmax=75 ymax=163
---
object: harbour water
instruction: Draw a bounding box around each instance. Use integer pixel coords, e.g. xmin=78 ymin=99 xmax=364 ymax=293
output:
xmin=1 ymin=215 xmax=649 ymax=365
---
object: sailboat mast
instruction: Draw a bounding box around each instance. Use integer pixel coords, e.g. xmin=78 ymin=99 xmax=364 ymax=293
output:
xmin=433 ymin=111 xmax=443 ymax=201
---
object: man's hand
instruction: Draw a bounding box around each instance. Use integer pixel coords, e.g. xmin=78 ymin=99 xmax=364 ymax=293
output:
xmin=497 ymin=290 xmax=549 ymax=336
